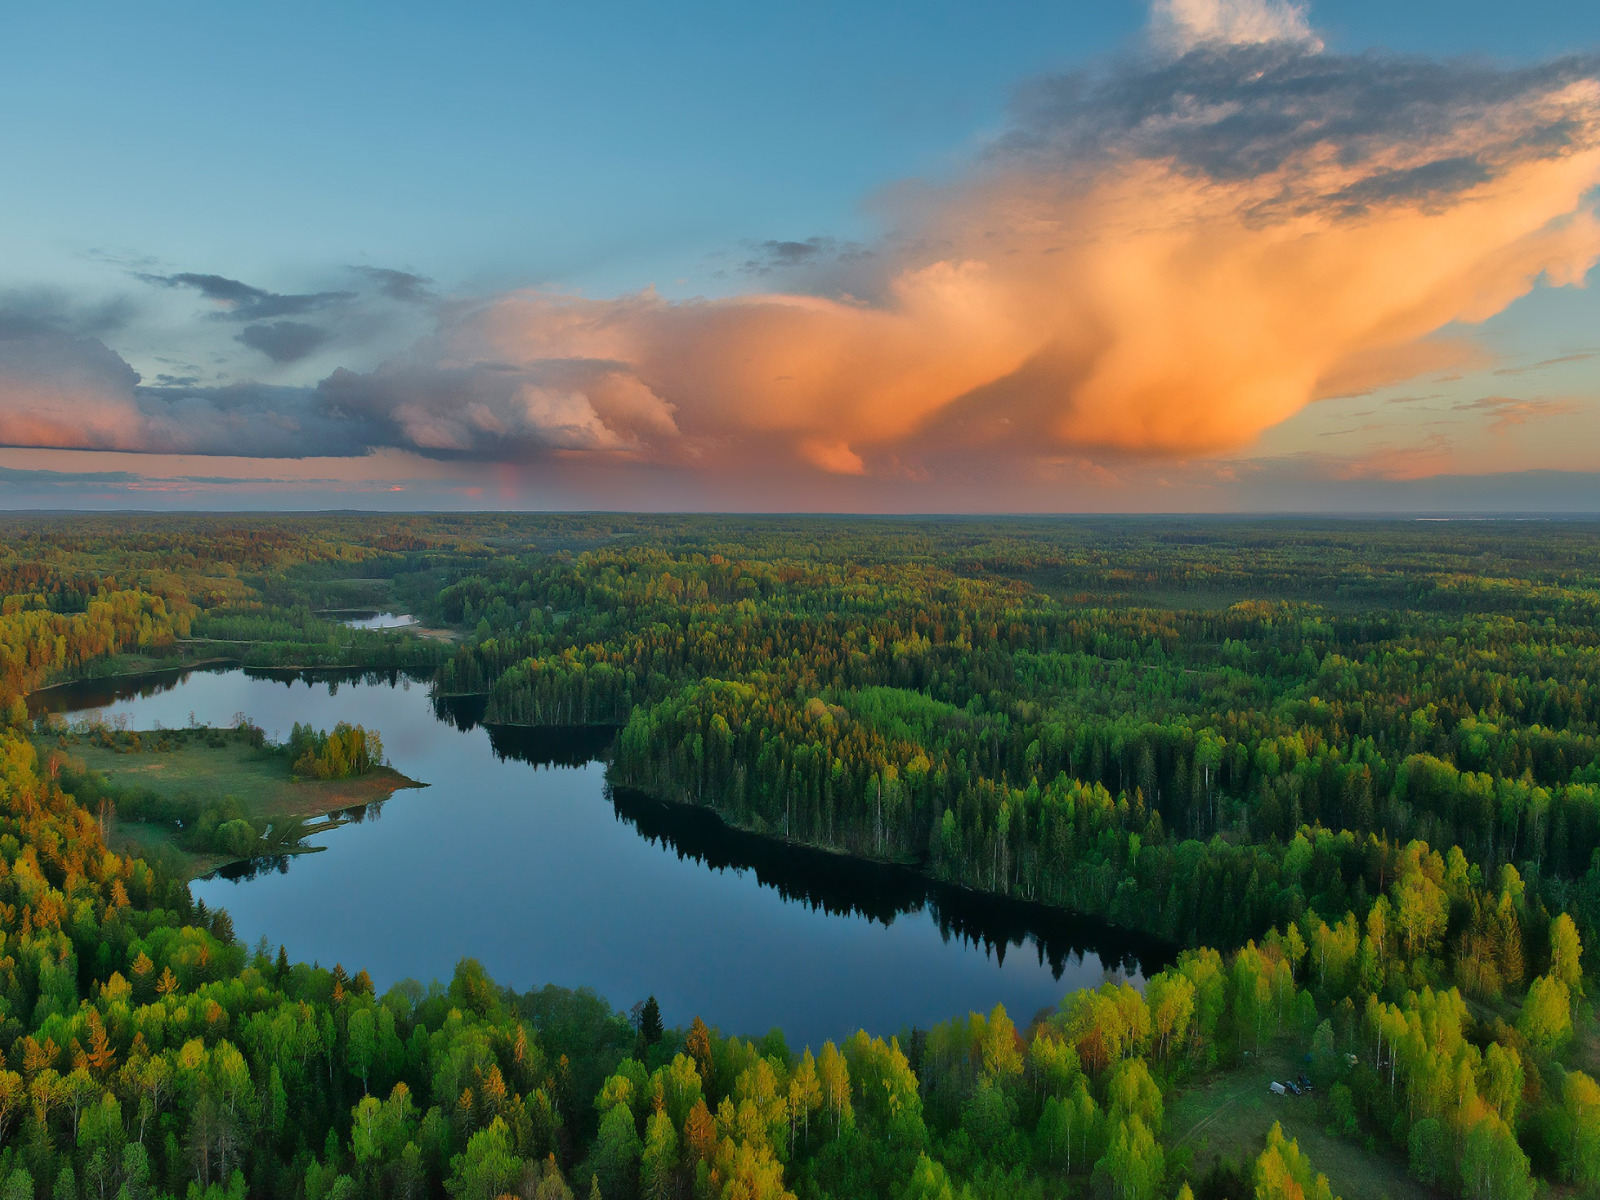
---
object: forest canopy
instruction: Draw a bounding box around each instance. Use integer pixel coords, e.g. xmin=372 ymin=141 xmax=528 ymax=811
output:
xmin=0 ymin=513 xmax=1596 ymax=1200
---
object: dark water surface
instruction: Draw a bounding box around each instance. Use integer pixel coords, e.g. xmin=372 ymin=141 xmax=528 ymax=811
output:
xmin=38 ymin=668 xmax=1169 ymax=1046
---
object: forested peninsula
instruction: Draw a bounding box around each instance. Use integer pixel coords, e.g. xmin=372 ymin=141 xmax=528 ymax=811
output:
xmin=0 ymin=514 xmax=1597 ymax=1200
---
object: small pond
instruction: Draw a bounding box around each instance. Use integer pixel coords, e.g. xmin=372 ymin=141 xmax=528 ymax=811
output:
xmin=329 ymin=611 xmax=418 ymax=630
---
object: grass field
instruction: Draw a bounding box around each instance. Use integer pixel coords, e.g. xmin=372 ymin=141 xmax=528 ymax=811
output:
xmin=60 ymin=736 xmax=419 ymax=820
xmin=1166 ymin=1049 xmax=1426 ymax=1200
xmin=48 ymin=733 xmax=423 ymax=877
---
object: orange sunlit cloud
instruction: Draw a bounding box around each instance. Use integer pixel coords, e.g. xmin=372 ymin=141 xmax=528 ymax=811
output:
xmin=416 ymin=53 xmax=1600 ymax=479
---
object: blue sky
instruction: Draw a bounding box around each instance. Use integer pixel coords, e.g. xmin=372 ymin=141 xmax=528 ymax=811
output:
xmin=8 ymin=1 xmax=1596 ymax=298
xmin=3 ymin=1 xmax=1600 ymax=510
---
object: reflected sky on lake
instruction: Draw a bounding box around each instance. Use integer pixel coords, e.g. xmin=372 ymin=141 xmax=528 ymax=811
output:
xmin=53 ymin=668 xmax=1163 ymax=1045
xmin=334 ymin=612 xmax=418 ymax=630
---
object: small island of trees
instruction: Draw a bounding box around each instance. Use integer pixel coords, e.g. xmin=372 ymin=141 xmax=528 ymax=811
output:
xmin=287 ymin=722 xmax=385 ymax=780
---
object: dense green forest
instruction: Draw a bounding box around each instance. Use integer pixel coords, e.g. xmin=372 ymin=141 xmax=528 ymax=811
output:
xmin=0 ymin=513 xmax=1597 ymax=1200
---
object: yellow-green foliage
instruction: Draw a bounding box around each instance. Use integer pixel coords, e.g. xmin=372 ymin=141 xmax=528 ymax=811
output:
xmin=289 ymin=721 xmax=384 ymax=779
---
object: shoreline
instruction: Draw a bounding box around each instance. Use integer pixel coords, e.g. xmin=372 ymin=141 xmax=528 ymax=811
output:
xmin=606 ymin=780 xmax=1179 ymax=969
xmin=34 ymin=660 xmax=1170 ymax=962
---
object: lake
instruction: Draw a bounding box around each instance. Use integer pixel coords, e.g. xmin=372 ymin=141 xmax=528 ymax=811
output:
xmin=34 ymin=667 xmax=1169 ymax=1047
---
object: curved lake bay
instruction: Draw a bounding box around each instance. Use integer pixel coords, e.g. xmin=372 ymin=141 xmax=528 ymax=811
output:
xmin=39 ymin=668 xmax=1167 ymax=1046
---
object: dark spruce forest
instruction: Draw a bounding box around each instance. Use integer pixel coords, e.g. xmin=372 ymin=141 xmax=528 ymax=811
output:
xmin=0 ymin=513 xmax=1597 ymax=1200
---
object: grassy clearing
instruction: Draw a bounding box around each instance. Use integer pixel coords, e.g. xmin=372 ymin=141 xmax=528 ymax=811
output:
xmin=41 ymin=731 xmax=423 ymax=878
xmin=58 ymin=736 xmax=419 ymax=822
xmin=1166 ymin=1049 xmax=1426 ymax=1200
xmin=406 ymin=624 xmax=460 ymax=642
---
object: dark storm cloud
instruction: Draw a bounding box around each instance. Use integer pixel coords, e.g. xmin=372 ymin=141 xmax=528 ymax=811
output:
xmin=742 ymin=238 xmax=834 ymax=274
xmin=0 ymin=278 xmax=667 ymax=457
xmin=0 ymin=303 xmax=384 ymax=455
xmin=1327 ymin=155 xmax=1494 ymax=214
xmin=1000 ymin=44 xmax=1600 ymax=207
xmin=0 ymin=288 xmax=139 ymax=340
xmin=139 ymin=272 xmax=356 ymax=320
xmin=236 ymin=320 xmax=331 ymax=363
xmin=318 ymin=356 xmax=678 ymax=457
xmin=351 ymin=266 xmax=435 ymax=303
xmin=0 ymin=303 xmax=648 ymax=458
xmin=736 ymin=237 xmax=874 ymax=278
xmin=0 ymin=307 xmax=142 ymax=395
xmin=126 ymin=381 xmax=387 ymax=456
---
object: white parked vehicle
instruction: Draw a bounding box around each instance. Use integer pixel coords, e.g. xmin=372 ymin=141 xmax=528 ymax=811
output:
xmin=1270 ymin=1081 xmax=1288 ymax=1096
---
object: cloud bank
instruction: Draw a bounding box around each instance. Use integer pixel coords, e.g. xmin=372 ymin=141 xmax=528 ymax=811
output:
xmin=2 ymin=0 xmax=1599 ymax=490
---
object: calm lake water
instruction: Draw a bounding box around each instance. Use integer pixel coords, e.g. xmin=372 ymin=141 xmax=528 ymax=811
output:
xmin=35 ymin=668 xmax=1168 ymax=1046
xmin=331 ymin=612 xmax=418 ymax=630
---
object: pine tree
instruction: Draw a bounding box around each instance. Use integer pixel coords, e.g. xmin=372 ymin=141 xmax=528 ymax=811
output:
xmin=638 ymin=995 xmax=664 ymax=1050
